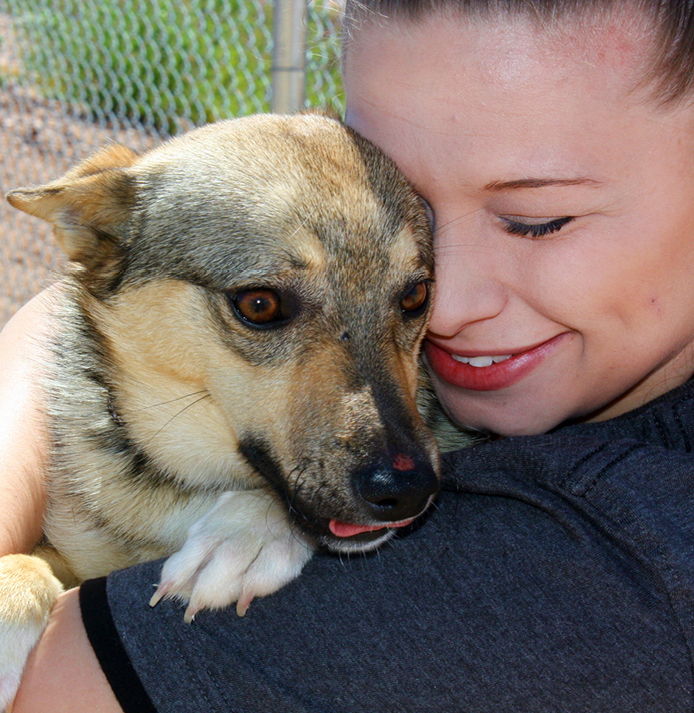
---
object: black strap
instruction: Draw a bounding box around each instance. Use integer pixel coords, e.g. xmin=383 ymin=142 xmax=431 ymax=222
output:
xmin=79 ymin=577 xmax=158 ymax=713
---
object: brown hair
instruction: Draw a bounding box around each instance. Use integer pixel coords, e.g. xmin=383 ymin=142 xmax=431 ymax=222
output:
xmin=342 ymin=0 xmax=694 ymax=105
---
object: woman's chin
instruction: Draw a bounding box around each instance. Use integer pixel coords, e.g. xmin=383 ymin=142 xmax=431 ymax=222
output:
xmin=436 ymin=387 xmax=573 ymax=438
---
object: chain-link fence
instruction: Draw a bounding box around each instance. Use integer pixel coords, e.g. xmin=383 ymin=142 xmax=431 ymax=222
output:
xmin=0 ymin=0 xmax=344 ymax=327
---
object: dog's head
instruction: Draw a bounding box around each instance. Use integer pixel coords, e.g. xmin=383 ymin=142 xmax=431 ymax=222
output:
xmin=7 ymin=112 xmax=439 ymax=552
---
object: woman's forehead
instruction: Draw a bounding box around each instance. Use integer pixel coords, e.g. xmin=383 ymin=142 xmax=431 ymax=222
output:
xmin=344 ymin=9 xmax=694 ymax=209
xmin=342 ymin=7 xmax=680 ymax=166
xmin=344 ymin=9 xmax=656 ymax=100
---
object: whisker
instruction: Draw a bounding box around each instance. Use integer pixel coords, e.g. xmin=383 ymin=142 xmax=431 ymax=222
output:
xmin=283 ymin=465 xmax=307 ymax=518
xmin=153 ymin=392 xmax=211 ymax=437
xmin=288 ymin=475 xmax=307 ymax=518
xmin=433 ymin=209 xmax=480 ymax=236
xmin=133 ymin=390 xmax=209 ymax=412
xmin=433 ymin=243 xmax=500 ymax=261
xmin=279 ymin=209 xmax=318 ymax=262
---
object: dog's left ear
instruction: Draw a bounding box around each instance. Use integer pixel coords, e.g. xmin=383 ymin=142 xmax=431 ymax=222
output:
xmin=6 ymin=144 xmax=138 ymax=268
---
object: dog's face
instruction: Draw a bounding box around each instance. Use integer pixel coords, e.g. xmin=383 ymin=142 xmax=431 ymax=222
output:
xmin=8 ymin=113 xmax=439 ymax=552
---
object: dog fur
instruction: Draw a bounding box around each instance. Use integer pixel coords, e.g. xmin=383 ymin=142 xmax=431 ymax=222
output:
xmin=0 ymin=112 xmax=470 ymax=708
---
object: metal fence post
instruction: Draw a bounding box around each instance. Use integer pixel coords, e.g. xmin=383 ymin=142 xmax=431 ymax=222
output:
xmin=271 ymin=0 xmax=308 ymax=113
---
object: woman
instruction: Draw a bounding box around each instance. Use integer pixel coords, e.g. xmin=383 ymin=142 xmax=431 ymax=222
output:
xmin=7 ymin=1 xmax=694 ymax=710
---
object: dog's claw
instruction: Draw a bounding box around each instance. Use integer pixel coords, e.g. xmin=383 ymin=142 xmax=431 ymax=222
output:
xmin=149 ymin=591 xmax=162 ymax=608
xmin=236 ymin=592 xmax=253 ymax=617
xmin=149 ymin=583 xmax=169 ymax=608
xmin=150 ymin=491 xmax=315 ymax=622
xmin=183 ymin=604 xmax=198 ymax=624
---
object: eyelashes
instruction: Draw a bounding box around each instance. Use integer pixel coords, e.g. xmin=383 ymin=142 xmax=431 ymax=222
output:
xmin=501 ymin=216 xmax=575 ymax=238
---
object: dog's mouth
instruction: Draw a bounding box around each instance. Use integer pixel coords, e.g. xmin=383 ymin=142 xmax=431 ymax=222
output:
xmin=288 ymin=510 xmax=424 ymax=552
xmin=328 ymin=517 xmax=414 ymax=539
xmin=316 ymin=512 xmax=424 ymax=552
xmin=279 ymin=501 xmax=431 ymax=552
xmin=238 ymin=433 xmax=437 ymax=551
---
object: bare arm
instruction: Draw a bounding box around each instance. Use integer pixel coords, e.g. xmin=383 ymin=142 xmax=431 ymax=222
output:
xmin=11 ymin=588 xmax=123 ymax=713
xmin=0 ymin=291 xmax=54 ymax=556
xmin=0 ymin=293 xmax=122 ymax=711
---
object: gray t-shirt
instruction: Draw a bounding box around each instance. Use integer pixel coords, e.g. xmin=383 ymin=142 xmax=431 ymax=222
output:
xmin=80 ymin=379 xmax=694 ymax=712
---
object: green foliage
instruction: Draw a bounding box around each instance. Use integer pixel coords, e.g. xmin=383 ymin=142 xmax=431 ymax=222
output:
xmin=306 ymin=1 xmax=344 ymax=114
xmin=4 ymin=0 xmax=272 ymax=133
xmin=2 ymin=0 xmax=344 ymax=132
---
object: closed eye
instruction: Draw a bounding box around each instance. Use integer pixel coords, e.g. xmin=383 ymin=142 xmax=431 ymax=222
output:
xmin=501 ymin=216 xmax=575 ymax=238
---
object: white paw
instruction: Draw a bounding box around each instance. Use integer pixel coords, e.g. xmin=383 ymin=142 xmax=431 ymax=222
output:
xmin=150 ymin=490 xmax=315 ymax=621
xmin=0 ymin=555 xmax=64 ymax=711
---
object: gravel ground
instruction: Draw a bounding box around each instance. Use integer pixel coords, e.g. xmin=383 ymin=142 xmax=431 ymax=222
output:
xmin=0 ymin=13 xmax=161 ymax=328
xmin=0 ymin=85 xmax=162 ymax=328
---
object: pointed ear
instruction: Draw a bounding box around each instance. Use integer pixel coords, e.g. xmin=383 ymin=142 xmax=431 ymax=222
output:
xmin=6 ymin=144 xmax=139 ymax=266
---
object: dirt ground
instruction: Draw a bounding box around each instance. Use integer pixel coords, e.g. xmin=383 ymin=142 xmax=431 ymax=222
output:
xmin=0 ymin=13 xmax=161 ymax=328
xmin=0 ymin=84 xmax=163 ymax=328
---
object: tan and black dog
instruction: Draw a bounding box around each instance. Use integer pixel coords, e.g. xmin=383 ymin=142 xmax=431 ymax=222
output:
xmin=0 ymin=112 xmax=469 ymax=708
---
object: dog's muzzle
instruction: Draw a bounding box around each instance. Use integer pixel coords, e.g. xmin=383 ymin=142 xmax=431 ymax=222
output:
xmin=352 ymin=453 xmax=439 ymax=524
xmin=322 ymin=451 xmax=439 ymax=548
xmin=239 ymin=433 xmax=439 ymax=549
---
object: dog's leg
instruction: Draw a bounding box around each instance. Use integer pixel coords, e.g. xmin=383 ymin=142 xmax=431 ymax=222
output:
xmin=150 ymin=489 xmax=315 ymax=622
xmin=0 ymin=554 xmax=64 ymax=711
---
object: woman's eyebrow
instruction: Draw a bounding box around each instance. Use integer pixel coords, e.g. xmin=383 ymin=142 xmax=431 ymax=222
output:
xmin=484 ymin=177 xmax=602 ymax=190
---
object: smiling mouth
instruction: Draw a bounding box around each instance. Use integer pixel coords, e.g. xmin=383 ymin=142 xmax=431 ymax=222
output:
xmin=425 ymin=334 xmax=567 ymax=391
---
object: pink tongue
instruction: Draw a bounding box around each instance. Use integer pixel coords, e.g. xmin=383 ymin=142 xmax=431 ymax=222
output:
xmin=329 ymin=518 xmax=414 ymax=538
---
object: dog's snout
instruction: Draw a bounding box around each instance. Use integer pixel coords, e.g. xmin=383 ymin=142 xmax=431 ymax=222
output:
xmin=354 ymin=456 xmax=439 ymax=522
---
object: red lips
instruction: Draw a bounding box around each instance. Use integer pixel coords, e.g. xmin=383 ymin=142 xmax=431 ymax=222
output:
xmin=424 ymin=335 xmax=566 ymax=391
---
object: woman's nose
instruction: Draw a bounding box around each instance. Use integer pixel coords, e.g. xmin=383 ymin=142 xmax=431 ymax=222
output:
xmin=428 ymin=232 xmax=509 ymax=338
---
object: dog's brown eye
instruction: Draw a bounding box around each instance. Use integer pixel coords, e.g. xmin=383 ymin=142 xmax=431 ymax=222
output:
xmin=400 ymin=281 xmax=429 ymax=317
xmin=232 ymin=289 xmax=284 ymax=326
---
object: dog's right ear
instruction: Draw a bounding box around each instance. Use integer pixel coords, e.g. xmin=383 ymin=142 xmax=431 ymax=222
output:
xmin=6 ymin=144 xmax=138 ymax=268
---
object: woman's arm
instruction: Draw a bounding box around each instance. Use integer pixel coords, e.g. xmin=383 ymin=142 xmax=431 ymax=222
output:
xmin=0 ymin=293 xmax=121 ymax=712
xmin=0 ymin=291 xmax=54 ymax=556
xmin=10 ymin=588 xmax=123 ymax=713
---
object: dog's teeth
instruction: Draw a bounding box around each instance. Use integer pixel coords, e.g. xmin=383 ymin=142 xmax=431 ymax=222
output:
xmin=491 ymin=355 xmax=512 ymax=363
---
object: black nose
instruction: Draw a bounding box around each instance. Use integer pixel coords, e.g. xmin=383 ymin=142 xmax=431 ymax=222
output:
xmin=353 ymin=455 xmax=439 ymax=522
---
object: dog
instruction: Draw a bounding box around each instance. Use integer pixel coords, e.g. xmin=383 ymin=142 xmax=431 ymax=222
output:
xmin=0 ymin=111 xmax=470 ymax=708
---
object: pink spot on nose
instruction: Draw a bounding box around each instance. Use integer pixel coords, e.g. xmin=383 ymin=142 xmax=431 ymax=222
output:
xmin=392 ymin=454 xmax=415 ymax=471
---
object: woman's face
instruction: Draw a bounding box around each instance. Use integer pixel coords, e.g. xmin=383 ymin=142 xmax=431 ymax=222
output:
xmin=344 ymin=11 xmax=694 ymax=435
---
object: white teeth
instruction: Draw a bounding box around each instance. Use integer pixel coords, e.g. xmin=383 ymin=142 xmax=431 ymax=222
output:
xmin=468 ymin=356 xmax=494 ymax=367
xmin=451 ymin=354 xmax=513 ymax=367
